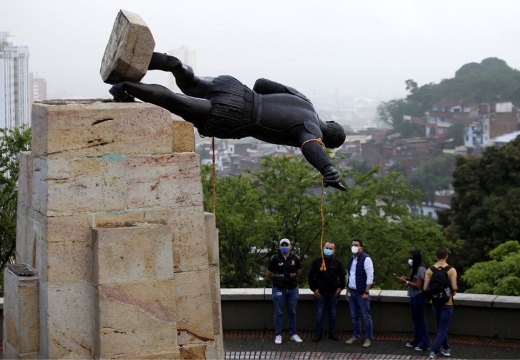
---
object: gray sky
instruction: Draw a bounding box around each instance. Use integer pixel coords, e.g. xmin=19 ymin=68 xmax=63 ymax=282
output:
xmin=2 ymin=0 xmax=519 ymax=100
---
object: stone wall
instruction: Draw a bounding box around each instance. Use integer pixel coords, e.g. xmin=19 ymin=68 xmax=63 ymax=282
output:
xmin=3 ymin=100 xmax=223 ymax=359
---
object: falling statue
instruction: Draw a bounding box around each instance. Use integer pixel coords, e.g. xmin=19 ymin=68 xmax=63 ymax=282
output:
xmin=102 ymin=11 xmax=347 ymax=190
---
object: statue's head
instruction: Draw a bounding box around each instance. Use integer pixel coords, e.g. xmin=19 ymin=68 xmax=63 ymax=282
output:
xmin=321 ymin=121 xmax=346 ymax=148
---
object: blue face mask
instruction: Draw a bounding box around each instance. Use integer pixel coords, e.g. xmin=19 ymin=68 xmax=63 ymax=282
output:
xmin=323 ymin=248 xmax=333 ymax=256
xmin=280 ymin=246 xmax=290 ymax=254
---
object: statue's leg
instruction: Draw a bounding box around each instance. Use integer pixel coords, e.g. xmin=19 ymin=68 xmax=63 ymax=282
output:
xmin=148 ymin=52 xmax=213 ymax=98
xmin=112 ymin=81 xmax=211 ymax=125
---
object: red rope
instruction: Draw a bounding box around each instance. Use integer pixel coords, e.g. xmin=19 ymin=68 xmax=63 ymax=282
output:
xmin=212 ymin=137 xmax=216 ymax=216
xmin=319 ymin=176 xmax=326 ymax=271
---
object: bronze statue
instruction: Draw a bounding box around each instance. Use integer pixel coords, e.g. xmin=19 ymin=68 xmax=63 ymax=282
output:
xmin=110 ymin=52 xmax=346 ymax=190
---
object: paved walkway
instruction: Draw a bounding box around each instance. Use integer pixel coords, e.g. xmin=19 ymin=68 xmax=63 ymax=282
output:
xmin=224 ymin=330 xmax=520 ymax=359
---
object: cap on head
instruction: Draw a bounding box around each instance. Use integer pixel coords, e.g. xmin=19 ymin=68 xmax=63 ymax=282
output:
xmin=280 ymin=238 xmax=291 ymax=246
xmin=321 ymin=121 xmax=346 ymax=149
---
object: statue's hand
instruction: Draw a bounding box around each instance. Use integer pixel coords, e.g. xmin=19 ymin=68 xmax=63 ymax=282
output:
xmin=109 ymin=83 xmax=135 ymax=102
xmin=322 ymin=166 xmax=347 ymax=191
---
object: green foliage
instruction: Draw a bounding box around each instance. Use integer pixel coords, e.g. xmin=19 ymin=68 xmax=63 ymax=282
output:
xmin=325 ymin=168 xmax=450 ymax=289
xmin=406 ymin=154 xmax=456 ymax=205
xmin=441 ymin=136 xmax=520 ymax=273
xmin=376 ymin=99 xmax=424 ymax=137
xmin=462 ymin=241 xmax=520 ymax=295
xmin=0 ymin=126 xmax=31 ymax=293
xmin=202 ymin=156 xmax=451 ymax=290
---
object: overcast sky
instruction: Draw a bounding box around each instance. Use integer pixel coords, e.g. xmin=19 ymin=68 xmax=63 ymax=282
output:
xmin=2 ymin=0 xmax=519 ymax=101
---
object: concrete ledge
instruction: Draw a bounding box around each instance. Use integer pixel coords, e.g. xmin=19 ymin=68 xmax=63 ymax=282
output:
xmin=219 ymin=288 xmax=520 ymax=340
xmin=2 ymin=289 xmax=520 ymax=342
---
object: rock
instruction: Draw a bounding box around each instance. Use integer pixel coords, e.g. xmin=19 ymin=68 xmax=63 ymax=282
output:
xmin=100 ymin=10 xmax=155 ymax=84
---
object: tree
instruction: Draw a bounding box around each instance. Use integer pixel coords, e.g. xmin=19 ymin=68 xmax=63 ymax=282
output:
xmin=440 ymin=136 xmax=520 ymax=273
xmin=462 ymin=241 xmax=520 ymax=295
xmin=324 ymin=167 xmax=450 ymax=289
xmin=253 ymin=156 xmax=322 ymax=275
xmin=406 ymin=154 xmax=456 ymax=205
xmin=0 ymin=126 xmax=31 ymax=293
xmin=202 ymin=156 xmax=451 ymax=290
xmin=376 ymin=99 xmax=424 ymax=137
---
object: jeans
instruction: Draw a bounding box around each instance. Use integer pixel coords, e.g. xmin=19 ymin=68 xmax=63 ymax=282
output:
xmin=410 ymin=293 xmax=430 ymax=349
xmin=272 ymin=287 xmax=299 ymax=336
xmin=431 ymin=303 xmax=453 ymax=353
xmin=348 ymin=291 xmax=373 ymax=340
xmin=314 ymin=291 xmax=338 ymax=336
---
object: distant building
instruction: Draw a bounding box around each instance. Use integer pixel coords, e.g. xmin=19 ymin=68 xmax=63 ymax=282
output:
xmin=464 ymin=102 xmax=519 ymax=151
xmin=167 ymin=46 xmax=196 ymax=93
xmin=30 ymin=73 xmax=47 ymax=102
xmin=0 ymin=32 xmax=31 ymax=128
xmin=425 ymin=101 xmax=479 ymax=140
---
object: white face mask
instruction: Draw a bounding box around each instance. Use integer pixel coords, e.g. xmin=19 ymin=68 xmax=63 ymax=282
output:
xmin=351 ymin=245 xmax=359 ymax=254
xmin=408 ymin=258 xmax=413 ymax=267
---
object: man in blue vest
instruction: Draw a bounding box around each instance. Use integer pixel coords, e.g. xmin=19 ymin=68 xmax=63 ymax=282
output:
xmin=345 ymin=239 xmax=374 ymax=348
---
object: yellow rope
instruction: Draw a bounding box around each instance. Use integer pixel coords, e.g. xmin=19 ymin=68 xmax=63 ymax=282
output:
xmin=301 ymin=137 xmax=328 ymax=271
xmin=319 ymin=176 xmax=327 ymax=271
xmin=301 ymin=137 xmax=325 ymax=152
xmin=211 ymin=137 xmax=217 ymax=216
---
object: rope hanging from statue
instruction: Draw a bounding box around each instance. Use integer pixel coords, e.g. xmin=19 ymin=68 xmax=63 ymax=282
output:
xmin=301 ymin=138 xmax=328 ymax=272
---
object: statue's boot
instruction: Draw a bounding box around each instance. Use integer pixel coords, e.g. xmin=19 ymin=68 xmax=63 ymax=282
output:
xmin=109 ymin=83 xmax=135 ymax=102
xmin=148 ymin=52 xmax=182 ymax=71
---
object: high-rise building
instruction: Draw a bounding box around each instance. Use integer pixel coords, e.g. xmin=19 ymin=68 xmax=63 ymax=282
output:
xmin=30 ymin=73 xmax=47 ymax=102
xmin=167 ymin=46 xmax=196 ymax=93
xmin=0 ymin=32 xmax=31 ymax=129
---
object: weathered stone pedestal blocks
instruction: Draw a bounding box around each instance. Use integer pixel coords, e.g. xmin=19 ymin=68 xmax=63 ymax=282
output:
xmin=3 ymin=100 xmax=223 ymax=359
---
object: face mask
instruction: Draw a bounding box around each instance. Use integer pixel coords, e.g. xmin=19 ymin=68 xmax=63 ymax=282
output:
xmin=280 ymin=247 xmax=290 ymax=254
xmin=323 ymin=248 xmax=333 ymax=256
xmin=351 ymin=246 xmax=359 ymax=254
xmin=408 ymin=258 xmax=414 ymax=267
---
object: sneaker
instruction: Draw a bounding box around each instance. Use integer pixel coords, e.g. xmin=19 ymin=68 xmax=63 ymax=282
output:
xmin=345 ymin=336 xmax=359 ymax=345
xmin=405 ymin=341 xmax=415 ymax=348
xmin=274 ymin=335 xmax=282 ymax=344
xmin=290 ymin=334 xmax=303 ymax=343
xmin=312 ymin=334 xmax=322 ymax=342
xmin=415 ymin=346 xmax=425 ymax=351
xmin=429 ymin=351 xmax=437 ymax=359
xmin=362 ymin=339 xmax=372 ymax=348
xmin=441 ymin=348 xmax=451 ymax=357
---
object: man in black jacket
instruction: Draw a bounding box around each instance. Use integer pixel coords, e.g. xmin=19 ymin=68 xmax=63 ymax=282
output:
xmin=308 ymin=242 xmax=345 ymax=342
xmin=109 ymin=52 xmax=347 ymax=190
xmin=267 ymin=238 xmax=303 ymax=344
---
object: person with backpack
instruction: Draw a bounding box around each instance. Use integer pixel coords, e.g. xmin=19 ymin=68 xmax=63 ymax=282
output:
xmin=397 ymin=249 xmax=430 ymax=352
xmin=423 ymin=247 xmax=458 ymax=359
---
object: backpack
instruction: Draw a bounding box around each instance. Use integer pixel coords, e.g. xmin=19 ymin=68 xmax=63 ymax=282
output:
xmin=426 ymin=265 xmax=452 ymax=304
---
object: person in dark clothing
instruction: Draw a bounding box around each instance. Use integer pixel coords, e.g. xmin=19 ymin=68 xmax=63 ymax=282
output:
xmin=397 ymin=249 xmax=430 ymax=352
xmin=109 ymin=52 xmax=347 ymax=190
xmin=267 ymin=238 xmax=303 ymax=344
xmin=308 ymin=242 xmax=345 ymax=342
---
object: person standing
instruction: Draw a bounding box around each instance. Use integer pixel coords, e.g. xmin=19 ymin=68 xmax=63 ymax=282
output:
xmin=345 ymin=239 xmax=374 ymax=348
xmin=423 ymin=247 xmax=458 ymax=359
xmin=267 ymin=238 xmax=303 ymax=344
xmin=308 ymin=242 xmax=346 ymax=342
xmin=397 ymin=249 xmax=430 ymax=352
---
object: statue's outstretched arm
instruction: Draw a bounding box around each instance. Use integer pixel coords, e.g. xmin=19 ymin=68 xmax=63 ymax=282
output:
xmin=298 ymin=132 xmax=346 ymax=191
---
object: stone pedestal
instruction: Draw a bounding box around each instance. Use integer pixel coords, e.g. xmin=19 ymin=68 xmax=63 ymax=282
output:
xmin=4 ymin=100 xmax=223 ymax=359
